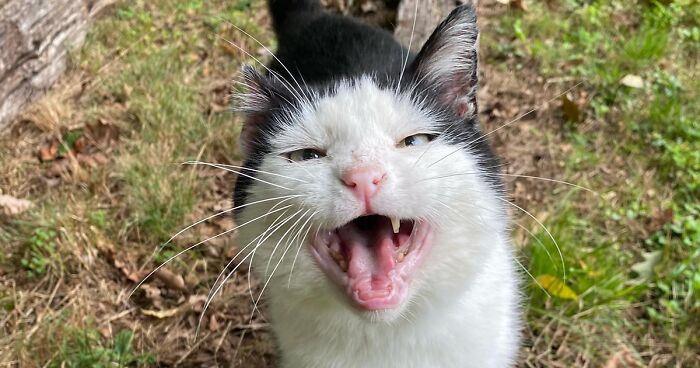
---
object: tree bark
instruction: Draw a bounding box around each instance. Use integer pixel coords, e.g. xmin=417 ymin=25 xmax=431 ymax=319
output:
xmin=394 ymin=0 xmax=478 ymax=51
xmin=0 ymin=0 xmax=115 ymax=129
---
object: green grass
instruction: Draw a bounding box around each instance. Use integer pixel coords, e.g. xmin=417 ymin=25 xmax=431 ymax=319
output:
xmin=485 ymin=0 xmax=700 ymax=364
xmin=52 ymin=329 xmax=154 ymax=368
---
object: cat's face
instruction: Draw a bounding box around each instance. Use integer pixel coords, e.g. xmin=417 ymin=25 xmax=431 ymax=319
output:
xmin=232 ymin=6 xmax=503 ymax=321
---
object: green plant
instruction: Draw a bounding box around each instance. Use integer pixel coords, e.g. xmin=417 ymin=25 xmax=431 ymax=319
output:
xmin=21 ymin=228 xmax=57 ymax=277
xmin=52 ymin=329 xmax=155 ymax=368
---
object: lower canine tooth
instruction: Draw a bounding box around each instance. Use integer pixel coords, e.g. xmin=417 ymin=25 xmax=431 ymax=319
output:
xmin=397 ymin=251 xmax=406 ymax=263
xmin=391 ymin=217 xmax=400 ymax=233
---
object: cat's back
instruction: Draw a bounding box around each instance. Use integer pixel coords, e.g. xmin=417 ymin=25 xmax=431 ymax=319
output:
xmin=268 ymin=0 xmax=409 ymax=85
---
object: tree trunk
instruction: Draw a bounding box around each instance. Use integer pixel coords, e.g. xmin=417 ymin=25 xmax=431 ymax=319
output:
xmin=0 ymin=0 xmax=115 ymax=129
xmin=395 ymin=0 xmax=478 ymax=51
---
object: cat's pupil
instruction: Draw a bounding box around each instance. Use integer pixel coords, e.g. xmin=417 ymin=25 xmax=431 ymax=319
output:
xmin=405 ymin=136 xmax=417 ymax=146
xmin=303 ymin=149 xmax=320 ymax=160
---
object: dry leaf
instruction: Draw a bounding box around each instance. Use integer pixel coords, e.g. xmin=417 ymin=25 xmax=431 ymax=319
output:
xmin=141 ymin=307 xmax=181 ymax=319
xmin=38 ymin=141 xmax=59 ymax=162
xmin=155 ymin=267 xmax=187 ymax=292
xmin=0 ymin=194 xmax=34 ymax=216
xmin=603 ymin=347 xmax=642 ymax=368
xmin=535 ymin=274 xmax=578 ymax=300
xmin=511 ymin=0 xmax=527 ymax=10
xmin=631 ymin=251 xmax=662 ymax=280
xmin=620 ymin=74 xmax=645 ymax=89
xmin=495 ymin=0 xmax=527 ymax=10
xmin=561 ymin=93 xmax=581 ymax=123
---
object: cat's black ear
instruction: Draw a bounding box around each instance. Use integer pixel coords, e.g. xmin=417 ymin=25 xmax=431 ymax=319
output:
xmin=236 ymin=65 xmax=275 ymax=156
xmin=408 ymin=5 xmax=479 ymax=119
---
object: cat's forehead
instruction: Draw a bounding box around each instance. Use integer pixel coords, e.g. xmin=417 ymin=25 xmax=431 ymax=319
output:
xmin=271 ymin=78 xmax=434 ymax=151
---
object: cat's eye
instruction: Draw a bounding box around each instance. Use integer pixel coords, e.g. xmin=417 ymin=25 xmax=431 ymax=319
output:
xmin=398 ymin=134 xmax=433 ymax=148
xmin=287 ymin=148 xmax=325 ymax=162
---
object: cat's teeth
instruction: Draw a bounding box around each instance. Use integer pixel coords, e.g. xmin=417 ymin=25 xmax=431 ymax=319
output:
xmin=391 ymin=217 xmax=400 ymax=234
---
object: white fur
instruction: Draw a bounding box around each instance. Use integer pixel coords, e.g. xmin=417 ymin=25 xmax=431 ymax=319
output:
xmin=235 ymin=78 xmax=521 ymax=367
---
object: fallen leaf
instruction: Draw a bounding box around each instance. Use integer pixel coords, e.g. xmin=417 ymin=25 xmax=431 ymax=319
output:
xmin=620 ymin=74 xmax=645 ymax=89
xmin=141 ymin=307 xmax=181 ymax=319
xmin=495 ymin=0 xmax=527 ymax=10
xmin=155 ymin=267 xmax=187 ymax=292
xmin=0 ymin=194 xmax=34 ymax=216
xmin=38 ymin=141 xmax=59 ymax=162
xmin=561 ymin=93 xmax=581 ymax=123
xmin=603 ymin=347 xmax=642 ymax=368
xmin=631 ymin=251 xmax=662 ymax=280
xmin=511 ymin=0 xmax=527 ymax=10
xmin=535 ymin=274 xmax=578 ymax=300
xmin=647 ymin=208 xmax=673 ymax=232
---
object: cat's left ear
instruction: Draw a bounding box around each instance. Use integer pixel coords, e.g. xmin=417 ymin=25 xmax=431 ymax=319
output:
xmin=408 ymin=5 xmax=479 ymax=119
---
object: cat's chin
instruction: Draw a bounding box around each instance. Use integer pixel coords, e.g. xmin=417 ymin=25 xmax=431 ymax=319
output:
xmin=310 ymin=215 xmax=433 ymax=312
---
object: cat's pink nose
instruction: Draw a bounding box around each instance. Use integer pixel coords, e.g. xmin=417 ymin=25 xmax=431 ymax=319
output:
xmin=341 ymin=166 xmax=387 ymax=204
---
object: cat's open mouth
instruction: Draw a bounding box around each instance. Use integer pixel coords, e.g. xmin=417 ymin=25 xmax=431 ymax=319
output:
xmin=310 ymin=215 xmax=433 ymax=311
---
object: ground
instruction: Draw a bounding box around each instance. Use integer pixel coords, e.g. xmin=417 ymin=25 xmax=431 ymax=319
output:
xmin=0 ymin=0 xmax=698 ymax=367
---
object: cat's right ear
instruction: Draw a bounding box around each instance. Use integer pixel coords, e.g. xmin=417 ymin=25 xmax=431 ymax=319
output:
xmin=237 ymin=65 xmax=273 ymax=156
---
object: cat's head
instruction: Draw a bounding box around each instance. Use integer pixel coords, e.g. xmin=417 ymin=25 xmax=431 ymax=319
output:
xmin=232 ymin=6 xmax=504 ymax=321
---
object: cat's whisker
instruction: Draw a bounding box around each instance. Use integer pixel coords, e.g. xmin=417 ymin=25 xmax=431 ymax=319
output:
xmin=182 ymin=160 xmax=294 ymax=190
xmin=511 ymin=253 xmax=551 ymax=298
xmin=432 ymin=194 xmax=553 ymax=296
xmin=253 ymin=210 xmax=316 ymax=320
xmin=395 ymin=0 xmax=419 ymax=94
xmin=417 ymin=170 xmax=596 ymax=194
xmin=218 ymin=18 xmax=315 ymax=108
xmin=431 ymin=190 xmax=562 ymax=275
xmin=287 ymin=220 xmax=318 ymax=288
xmin=128 ymin=203 xmax=293 ymax=300
xmin=196 ymin=206 xmax=300 ymax=339
xmin=281 ymin=156 xmax=321 ymax=182
xmin=263 ymin=209 xmax=306 ymax=277
xmin=250 ymin=208 xmax=306 ymax=320
xmin=511 ymin=221 xmax=556 ymax=274
xmin=493 ymin=197 xmax=566 ymax=284
xmin=157 ymin=194 xmax=303 ymax=253
xmin=214 ymin=33 xmax=307 ymax=105
xmin=182 ymin=160 xmax=310 ymax=183
xmin=425 ymin=82 xmax=584 ymax=169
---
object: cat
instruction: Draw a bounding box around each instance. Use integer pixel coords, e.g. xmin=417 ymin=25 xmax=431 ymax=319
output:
xmin=230 ymin=1 xmax=521 ymax=366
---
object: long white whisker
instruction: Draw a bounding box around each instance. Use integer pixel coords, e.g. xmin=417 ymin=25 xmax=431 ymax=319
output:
xmin=128 ymin=204 xmax=293 ymax=299
xmin=254 ymin=210 xmax=315 ymax=318
xmin=427 ymin=82 xmax=584 ymax=168
xmin=395 ymin=0 xmax=419 ymax=93
xmin=494 ymin=197 xmax=566 ymax=284
xmin=263 ymin=209 xmax=306 ymax=277
xmin=158 ymin=194 xmax=303 ymax=253
xmin=219 ymin=18 xmax=314 ymax=108
xmin=196 ymin=206 xmax=298 ymax=338
xmin=182 ymin=160 xmax=309 ymax=183
xmin=432 ymin=195 xmax=552 ymax=296
xmin=287 ymin=219 xmax=318 ymax=288
xmin=183 ymin=161 xmax=293 ymax=190
xmin=214 ymin=34 xmax=306 ymax=104
xmin=417 ymin=171 xmax=596 ymax=194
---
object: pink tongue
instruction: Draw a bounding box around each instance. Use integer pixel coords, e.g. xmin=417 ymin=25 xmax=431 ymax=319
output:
xmin=336 ymin=220 xmax=396 ymax=299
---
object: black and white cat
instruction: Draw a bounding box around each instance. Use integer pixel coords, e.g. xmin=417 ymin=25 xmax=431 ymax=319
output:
xmin=231 ymin=1 xmax=521 ymax=366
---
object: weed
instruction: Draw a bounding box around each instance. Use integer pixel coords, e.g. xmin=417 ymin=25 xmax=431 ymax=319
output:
xmin=52 ymin=329 xmax=155 ymax=368
xmin=21 ymin=228 xmax=58 ymax=277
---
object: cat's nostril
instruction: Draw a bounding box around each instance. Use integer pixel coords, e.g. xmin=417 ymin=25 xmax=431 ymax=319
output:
xmin=341 ymin=166 xmax=386 ymax=199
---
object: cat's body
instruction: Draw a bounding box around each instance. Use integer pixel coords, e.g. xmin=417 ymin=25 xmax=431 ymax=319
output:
xmin=232 ymin=1 xmax=521 ymax=367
